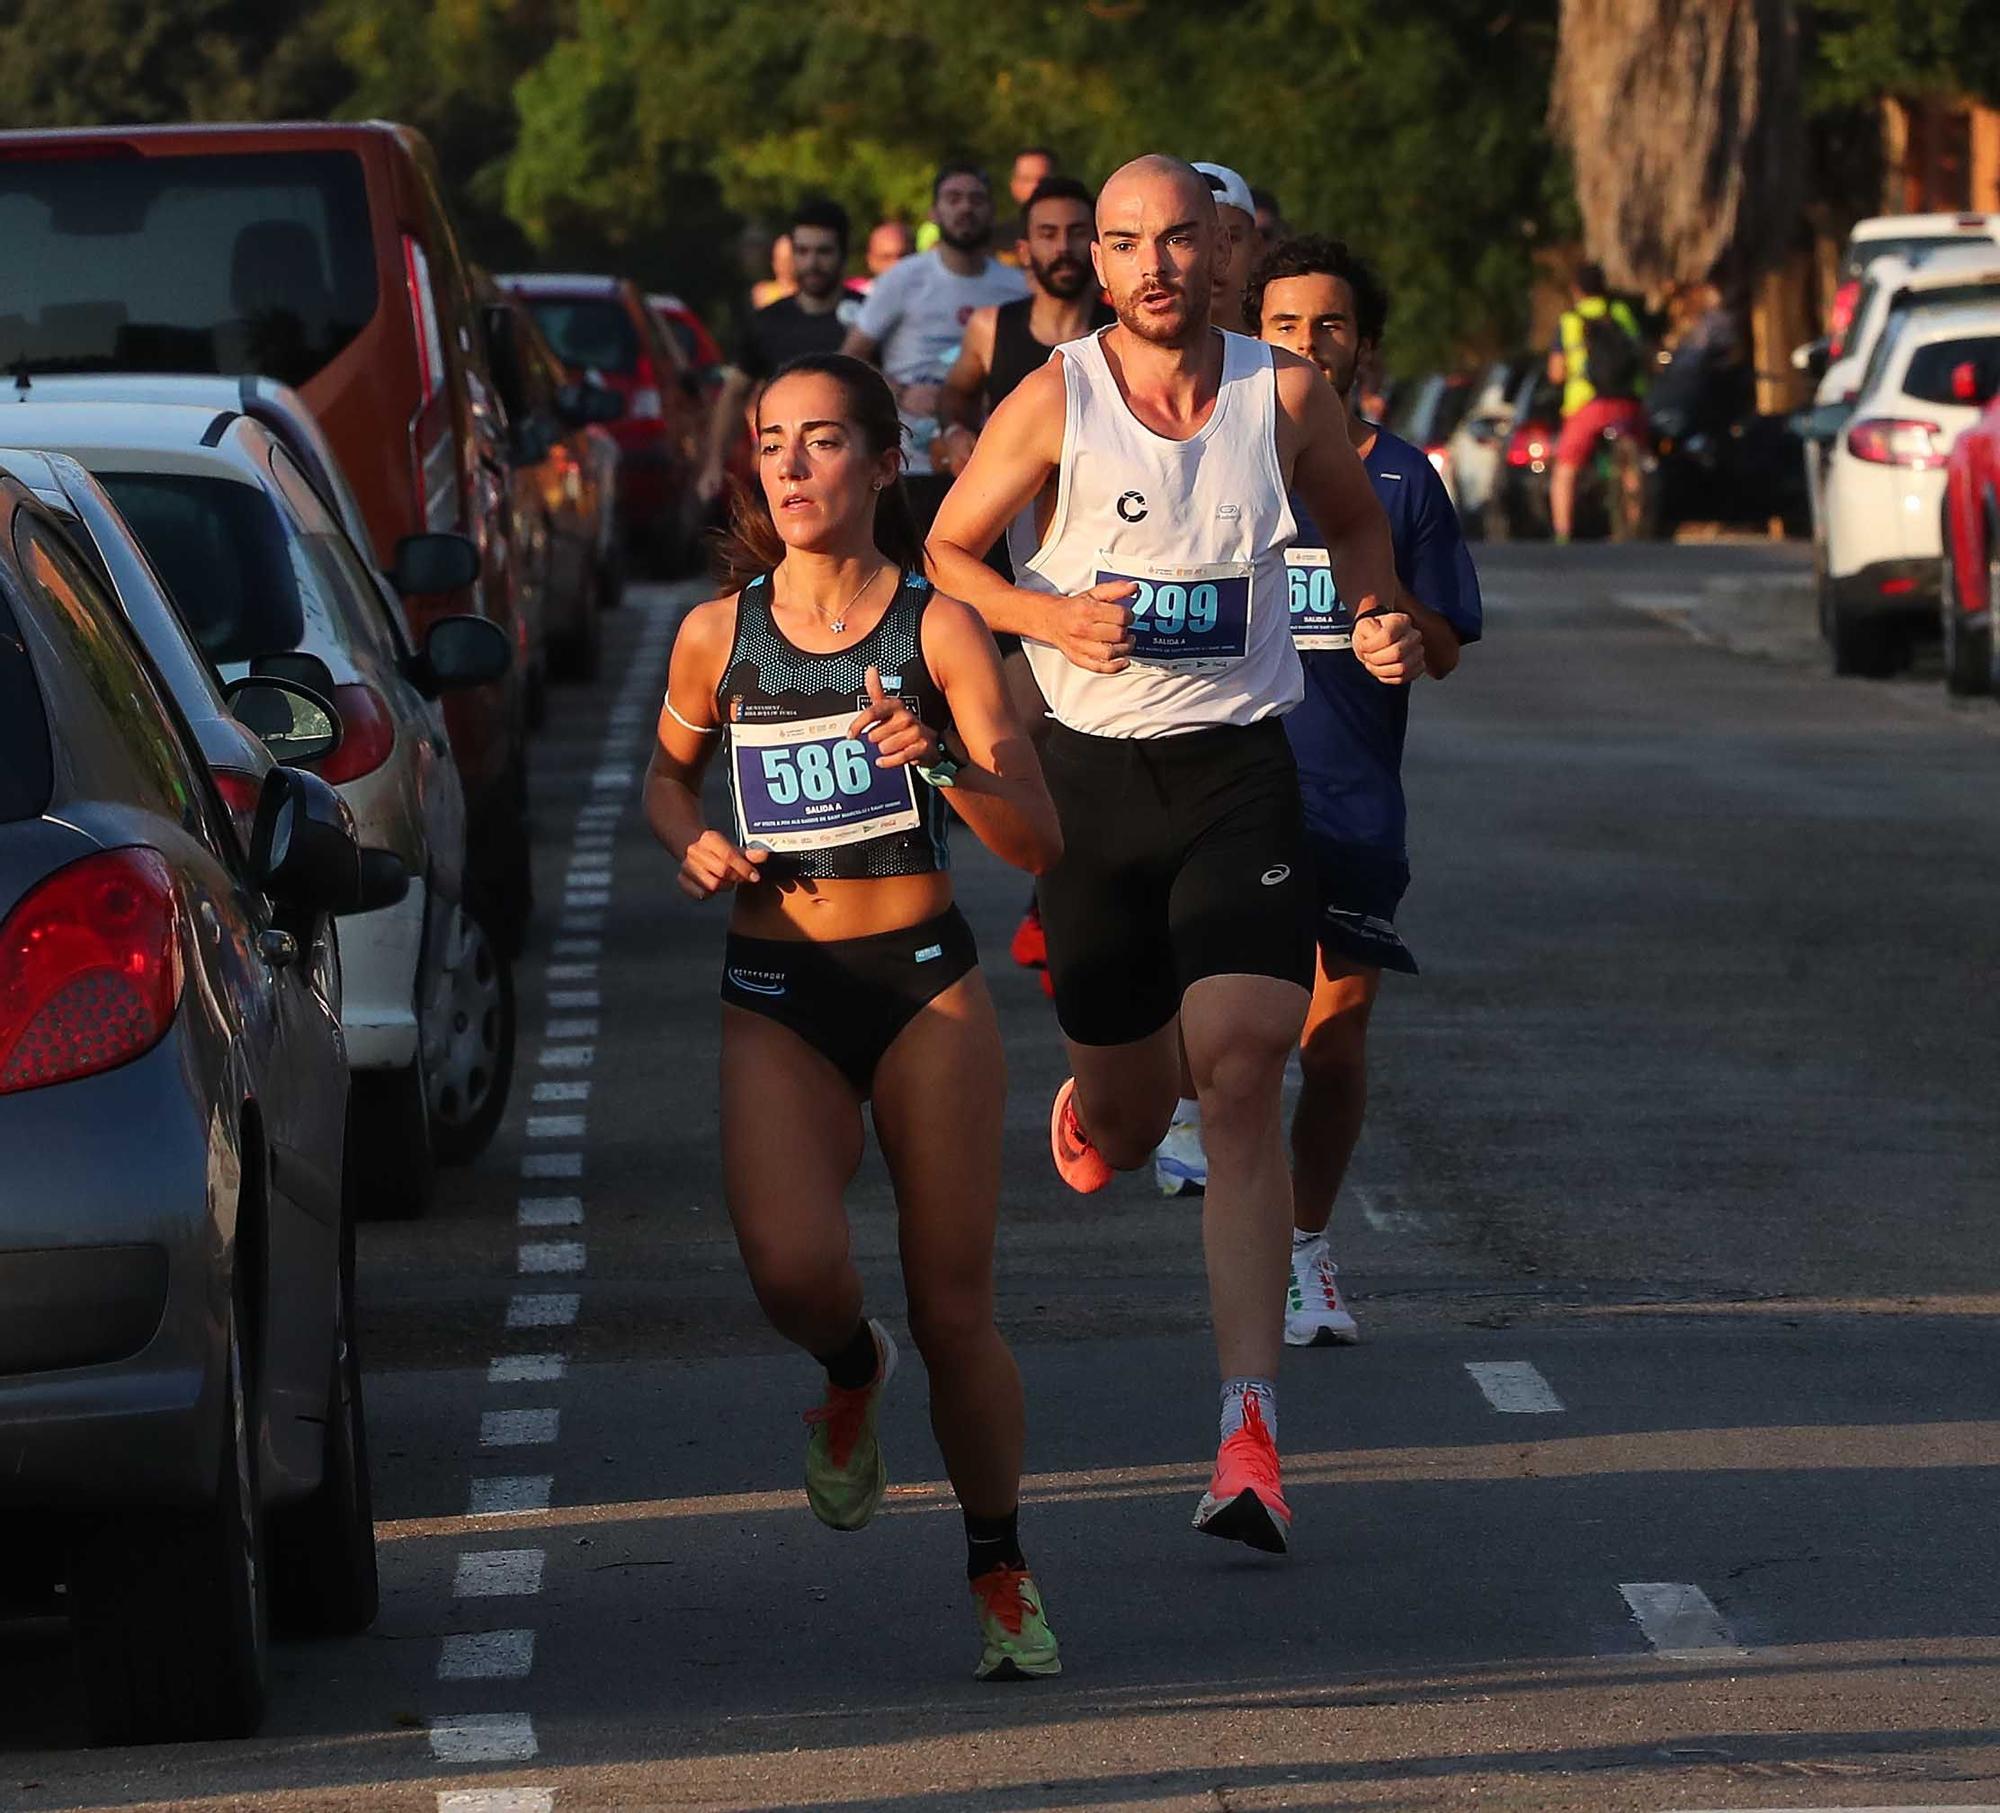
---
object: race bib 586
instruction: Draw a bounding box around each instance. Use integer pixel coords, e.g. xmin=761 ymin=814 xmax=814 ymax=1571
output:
xmin=731 ymin=711 xmax=919 ymax=854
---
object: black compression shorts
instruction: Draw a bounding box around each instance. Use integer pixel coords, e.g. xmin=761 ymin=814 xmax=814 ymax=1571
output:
xmin=1036 ymin=719 xmax=1316 ymax=1046
xmin=720 ymin=906 xmax=978 ymax=1095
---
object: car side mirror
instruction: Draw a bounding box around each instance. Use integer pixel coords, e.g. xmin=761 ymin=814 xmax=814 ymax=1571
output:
xmin=403 ymin=612 xmax=513 ymax=697
xmin=555 ymin=380 xmax=624 ymax=427
xmin=223 ymin=676 xmax=342 ymax=766
xmin=389 ymin=532 xmax=482 ymax=597
xmin=248 ymin=649 xmax=337 ymax=701
xmin=1790 ymin=337 xmax=1830 ymax=380
xmin=249 ymin=766 xmax=362 ymax=915
xmin=355 ymin=846 xmax=411 ymax=913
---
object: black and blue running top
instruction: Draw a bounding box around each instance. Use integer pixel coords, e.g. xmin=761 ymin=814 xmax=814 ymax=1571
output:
xmin=716 ymin=569 xmax=954 ymax=880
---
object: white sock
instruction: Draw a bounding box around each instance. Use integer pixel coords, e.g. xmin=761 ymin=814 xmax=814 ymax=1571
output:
xmin=1175 ymin=1096 xmax=1201 ymax=1124
xmin=1220 ymin=1377 xmax=1277 ymax=1443
xmin=1293 ymin=1227 xmax=1323 ymax=1250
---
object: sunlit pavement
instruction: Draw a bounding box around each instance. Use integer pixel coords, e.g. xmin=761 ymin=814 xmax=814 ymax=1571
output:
xmin=5 ymin=546 xmax=1999 ymax=1811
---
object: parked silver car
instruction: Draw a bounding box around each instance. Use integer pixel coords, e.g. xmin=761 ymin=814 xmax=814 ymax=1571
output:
xmin=0 ymin=470 xmax=391 ymax=1743
xmin=0 ymin=401 xmax=516 ymax=1216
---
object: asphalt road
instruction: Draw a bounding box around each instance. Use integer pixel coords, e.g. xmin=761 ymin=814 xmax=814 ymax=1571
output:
xmin=4 ymin=542 xmax=1998 ymax=1812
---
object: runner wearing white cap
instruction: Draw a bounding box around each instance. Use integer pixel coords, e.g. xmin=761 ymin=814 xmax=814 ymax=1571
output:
xmin=1191 ymin=162 xmax=1259 ymax=350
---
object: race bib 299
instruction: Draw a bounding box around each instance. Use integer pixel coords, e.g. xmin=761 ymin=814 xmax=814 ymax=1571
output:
xmin=1094 ymin=555 xmax=1253 ymax=671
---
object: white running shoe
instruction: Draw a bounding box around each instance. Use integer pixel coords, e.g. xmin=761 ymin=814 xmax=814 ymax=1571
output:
xmin=1153 ymin=1117 xmax=1208 ymax=1197
xmin=1286 ymin=1235 xmax=1360 ymax=1345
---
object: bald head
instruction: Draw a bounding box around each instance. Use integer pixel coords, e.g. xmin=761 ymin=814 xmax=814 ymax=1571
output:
xmin=1091 ymin=155 xmax=1220 ymax=349
xmin=1097 ymin=155 xmax=1216 ymax=237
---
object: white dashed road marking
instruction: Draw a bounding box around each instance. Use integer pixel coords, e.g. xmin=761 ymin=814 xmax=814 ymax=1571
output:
xmin=544 ymin=1018 xmax=599 ymax=1040
xmin=489 ymin=1354 xmax=565 ymax=1384
xmin=526 ymin=1113 xmax=587 ymax=1139
xmin=507 ymin=1293 xmax=579 ymax=1328
xmin=1465 ymin=1360 xmax=1565 ymax=1414
xmin=453 ymin=1550 xmax=546 ymax=1598
xmin=1619 ymin=1582 xmax=1746 ymax=1657
xmin=546 ymin=990 xmax=600 ymax=1010
xmin=429 ymin=1712 xmax=539 ymax=1762
xmin=520 ymin=1151 xmax=583 ymax=1180
xmin=480 ymin=1408 xmax=560 ymax=1447
xmin=553 ymin=936 xmax=602 ymax=956
xmin=469 ymin=1475 xmax=553 ymax=1516
xmin=531 ymin=1079 xmax=591 ymax=1103
xmin=438 ymin=1790 xmax=555 ymax=1813
xmin=519 ymin=1240 xmax=586 ymax=1275
xmin=438 ymin=1629 xmax=537 ymax=1681
xmin=518 ymin=1195 xmax=583 ymax=1227
xmin=537 ymin=1044 xmax=595 ymax=1070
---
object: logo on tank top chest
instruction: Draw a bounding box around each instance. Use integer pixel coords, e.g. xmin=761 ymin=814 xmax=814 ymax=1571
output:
xmin=1216 ymin=503 xmax=1242 ymax=522
xmin=1116 ymin=490 xmax=1149 ymax=523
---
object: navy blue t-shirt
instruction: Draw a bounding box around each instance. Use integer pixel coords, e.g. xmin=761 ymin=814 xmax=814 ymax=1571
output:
xmin=1283 ymin=426 xmax=1483 ymax=856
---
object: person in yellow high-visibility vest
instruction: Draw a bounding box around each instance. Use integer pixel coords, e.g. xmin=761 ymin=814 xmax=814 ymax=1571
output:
xmin=1548 ymin=262 xmax=1646 ymax=542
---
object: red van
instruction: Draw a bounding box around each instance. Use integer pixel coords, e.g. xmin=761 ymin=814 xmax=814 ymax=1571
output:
xmin=0 ymin=122 xmax=535 ymax=948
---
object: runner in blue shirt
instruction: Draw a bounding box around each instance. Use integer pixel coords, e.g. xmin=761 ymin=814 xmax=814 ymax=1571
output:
xmin=1154 ymin=235 xmax=1481 ymax=1344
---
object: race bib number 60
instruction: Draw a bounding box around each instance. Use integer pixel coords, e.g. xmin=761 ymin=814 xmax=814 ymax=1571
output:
xmin=1094 ymin=555 xmax=1253 ymax=672
xmin=1286 ymin=547 xmax=1352 ymax=651
xmin=731 ymin=711 xmax=920 ymax=854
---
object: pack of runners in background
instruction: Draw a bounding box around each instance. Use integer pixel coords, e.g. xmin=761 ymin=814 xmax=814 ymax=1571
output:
xmin=653 ymin=147 xmax=1480 ymax=1679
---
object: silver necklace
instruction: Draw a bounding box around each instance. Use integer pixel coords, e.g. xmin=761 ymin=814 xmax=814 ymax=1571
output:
xmin=788 ymin=563 xmax=885 ymax=636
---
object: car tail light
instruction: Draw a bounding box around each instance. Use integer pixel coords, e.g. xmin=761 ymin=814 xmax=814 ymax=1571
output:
xmin=315 ymin=684 xmax=397 ymax=785
xmin=1505 ymin=425 xmax=1551 ymax=468
xmin=1827 ymin=279 xmax=1861 ymax=360
xmin=1878 ymin=574 xmax=1919 ymax=596
xmin=402 ymin=236 xmax=446 ymax=404
xmin=0 ymin=848 xmax=183 ymax=1095
xmin=1845 ymin=417 xmax=1949 ymax=468
xmin=212 ymin=766 xmax=262 ymax=852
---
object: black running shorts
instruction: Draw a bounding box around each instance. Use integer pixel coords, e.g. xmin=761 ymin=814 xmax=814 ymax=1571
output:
xmin=1036 ymin=719 xmax=1316 ymax=1046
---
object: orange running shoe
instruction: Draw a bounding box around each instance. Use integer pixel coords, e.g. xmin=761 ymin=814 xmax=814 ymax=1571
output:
xmin=1009 ymin=903 xmax=1048 ymax=970
xmin=1049 ymin=1077 xmax=1114 ymax=1194
xmin=1192 ymin=1394 xmax=1292 ymax=1553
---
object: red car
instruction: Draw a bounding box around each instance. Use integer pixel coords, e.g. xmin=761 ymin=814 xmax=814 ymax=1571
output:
xmin=1940 ymin=361 xmax=2000 ymax=694
xmin=500 ymin=274 xmax=700 ymax=574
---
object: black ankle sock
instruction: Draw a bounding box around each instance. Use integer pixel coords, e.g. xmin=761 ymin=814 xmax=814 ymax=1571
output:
xmin=964 ymin=1508 xmax=1026 ymax=1580
xmin=815 ymin=1320 xmax=878 ymax=1391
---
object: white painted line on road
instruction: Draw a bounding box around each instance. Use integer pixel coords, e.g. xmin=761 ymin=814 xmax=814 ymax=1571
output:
xmin=489 ymin=1354 xmax=565 ymax=1384
xmin=1619 ymin=1582 xmax=1746 ymax=1657
xmin=518 ymin=1195 xmax=583 ymax=1228
xmin=562 ymin=890 xmax=611 ymax=910
xmin=537 ymin=1044 xmax=594 ymax=1070
xmin=506 ymin=1293 xmax=579 ymax=1328
xmin=545 ymin=1018 xmax=599 ymax=1040
xmin=438 ymin=1790 xmax=555 ymax=1813
xmin=590 ymin=765 xmax=632 ymax=789
xmin=453 ymin=1550 xmax=545 ymax=1597
xmin=546 ymin=989 xmax=601 ymax=1010
xmin=480 ymin=1408 xmax=560 ymax=1447
xmin=531 ymin=1079 xmax=591 ymax=1103
xmin=519 ymin=1240 xmax=585 ymax=1275
xmin=564 ymin=874 xmax=611 ymax=894
xmin=520 ymin=1151 xmax=583 ymax=1180
xmin=438 ymin=1629 xmax=536 ymax=1681
xmin=546 ymin=963 xmax=599 ymax=982
xmin=553 ymin=937 xmax=602 ymax=956
xmin=559 ymin=912 xmax=605 ymax=935
xmin=1465 ymin=1361 xmax=1565 ymax=1414
xmin=525 ymin=1113 xmax=587 ymax=1140
xmin=429 ymin=1712 xmax=538 ymax=1762
xmin=468 ymin=1475 xmax=552 ymax=1516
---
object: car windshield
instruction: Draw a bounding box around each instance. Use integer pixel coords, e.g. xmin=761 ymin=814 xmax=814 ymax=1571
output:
xmin=1903 ymin=335 xmax=2000 ymax=406
xmin=0 ymin=150 xmax=377 ymax=389
xmin=1849 ymin=233 xmax=1995 ymax=279
xmin=95 ymin=472 xmax=305 ymax=665
xmin=524 ymin=297 xmax=639 ymax=374
xmin=0 ymin=578 xmax=53 ymax=822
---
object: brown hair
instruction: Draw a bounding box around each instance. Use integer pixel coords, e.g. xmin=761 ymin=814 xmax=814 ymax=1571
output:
xmin=711 ymin=353 xmax=927 ymax=592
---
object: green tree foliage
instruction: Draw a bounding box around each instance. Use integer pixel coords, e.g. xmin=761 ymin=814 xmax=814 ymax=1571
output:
xmin=1805 ymin=0 xmax=2000 ymax=113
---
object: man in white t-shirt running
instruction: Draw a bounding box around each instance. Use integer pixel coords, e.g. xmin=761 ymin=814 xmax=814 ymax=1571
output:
xmin=928 ymin=154 xmax=1417 ymax=1556
xmin=843 ymin=161 xmax=1028 ymax=452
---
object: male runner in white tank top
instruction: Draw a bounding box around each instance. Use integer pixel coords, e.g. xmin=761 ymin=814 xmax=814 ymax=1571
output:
xmin=928 ymin=154 xmax=1419 ymax=1554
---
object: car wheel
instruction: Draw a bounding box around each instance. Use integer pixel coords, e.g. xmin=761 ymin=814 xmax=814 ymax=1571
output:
xmin=269 ymin=1215 xmax=378 ymax=1635
xmin=428 ymin=900 xmax=516 ymax=1165
xmin=1940 ymin=543 xmax=1991 ymax=697
xmin=346 ymin=1051 xmax=435 ymax=1222
xmin=71 ymin=1286 xmax=267 ymax=1744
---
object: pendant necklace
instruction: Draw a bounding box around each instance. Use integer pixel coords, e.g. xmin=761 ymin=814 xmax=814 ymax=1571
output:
xmin=807 ymin=563 xmax=884 ymax=636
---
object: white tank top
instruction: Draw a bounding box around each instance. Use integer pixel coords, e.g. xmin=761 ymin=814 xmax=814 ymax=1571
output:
xmin=1010 ymin=327 xmax=1302 ymax=739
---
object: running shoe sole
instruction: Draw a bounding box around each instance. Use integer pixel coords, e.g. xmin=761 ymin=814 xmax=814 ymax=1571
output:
xmin=1193 ymin=1487 xmax=1291 ymax=1554
xmin=976 ymin=1652 xmax=1064 ymax=1681
xmin=1154 ymin=1162 xmax=1206 ymax=1199
xmin=1284 ymin=1320 xmax=1360 ymax=1348
xmin=1049 ymin=1077 xmax=1113 ymax=1193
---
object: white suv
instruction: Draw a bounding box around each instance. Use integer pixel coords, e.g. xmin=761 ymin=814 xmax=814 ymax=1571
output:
xmin=1818 ymin=299 xmax=2000 ymax=675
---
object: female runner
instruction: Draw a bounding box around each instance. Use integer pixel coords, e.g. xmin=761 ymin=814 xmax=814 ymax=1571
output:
xmin=644 ymin=353 xmax=1065 ymax=1680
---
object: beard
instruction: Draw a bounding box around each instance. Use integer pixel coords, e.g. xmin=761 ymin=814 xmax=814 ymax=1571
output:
xmin=1112 ymin=279 xmax=1210 ymax=347
xmin=1030 ymin=254 xmax=1092 ymax=301
xmin=795 ymin=266 xmax=843 ymax=301
xmin=937 ymin=218 xmax=993 ymax=254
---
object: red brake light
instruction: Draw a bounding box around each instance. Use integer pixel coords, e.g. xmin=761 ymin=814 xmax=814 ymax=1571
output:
xmin=314 ymin=684 xmax=397 ymax=785
xmin=212 ymin=767 xmax=262 ymax=853
xmin=1827 ymin=279 xmax=1861 ymax=360
xmin=0 ymin=849 xmax=183 ymax=1094
xmin=1845 ymin=417 xmax=1948 ymax=468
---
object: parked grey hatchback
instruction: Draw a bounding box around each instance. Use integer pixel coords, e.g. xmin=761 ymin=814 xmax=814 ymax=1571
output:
xmin=0 ymin=473 xmax=390 ymax=1745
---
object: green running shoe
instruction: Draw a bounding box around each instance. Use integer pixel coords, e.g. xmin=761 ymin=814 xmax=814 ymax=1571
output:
xmin=802 ymin=1320 xmax=897 ymax=1531
xmin=971 ymin=1565 xmax=1063 ymax=1680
